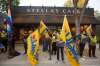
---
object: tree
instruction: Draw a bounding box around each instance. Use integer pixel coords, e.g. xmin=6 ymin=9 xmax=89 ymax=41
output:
xmin=0 ymin=0 xmax=20 ymax=13
xmin=0 ymin=0 xmax=20 ymax=58
xmin=64 ymin=0 xmax=89 ymax=35
xmin=12 ymin=0 xmax=20 ymax=6
xmin=74 ymin=0 xmax=89 ymax=34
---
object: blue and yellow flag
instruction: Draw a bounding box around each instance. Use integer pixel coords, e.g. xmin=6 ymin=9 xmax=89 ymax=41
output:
xmin=27 ymin=29 xmax=40 ymax=66
xmin=7 ymin=8 xmax=13 ymax=33
xmin=60 ymin=15 xmax=80 ymax=66
xmin=27 ymin=20 xmax=48 ymax=66
xmin=60 ymin=15 xmax=72 ymax=42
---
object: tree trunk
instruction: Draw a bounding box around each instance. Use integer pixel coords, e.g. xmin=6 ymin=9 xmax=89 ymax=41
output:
xmin=73 ymin=0 xmax=89 ymax=35
xmin=79 ymin=0 xmax=89 ymax=24
xmin=73 ymin=0 xmax=80 ymax=35
xmin=8 ymin=0 xmax=13 ymax=57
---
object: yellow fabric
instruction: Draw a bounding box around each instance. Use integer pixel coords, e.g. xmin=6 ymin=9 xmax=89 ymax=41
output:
xmin=86 ymin=25 xmax=92 ymax=36
xmin=66 ymin=50 xmax=80 ymax=66
xmin=65 ymin=0 xmax=73 ymax=7
xmin=39 ymin=20 xmax=47 ymax=34
xmin=31 ymin=29 xmax=40 ymax=55
xmin=77 ymin=0 xmax=85 ymax=8
xmin=27 ymin=21 xmax=47 ymax=66
xmin=60 ymin=15 xmax=72 ymax=42
xmin=27 ymin=29 xmax=40 ymax=66
xmin=60 ymin=15 xmax=80 ymax=66
xmin=90 ymin=36 xmax=97 ymax=45
xmin=27 ymin=35 xmax=37 ymax=66
xmin=81 ymin=34 xmax=86 ymax=39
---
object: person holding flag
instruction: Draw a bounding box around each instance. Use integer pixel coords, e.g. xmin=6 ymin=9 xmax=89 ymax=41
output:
xmin=56 ymin=35 xmax=65 ymax=62
xmin=27 ymin=20 xmax=49 ymax=66
xmin=59 ymin=15 xmax=80 ymax=66
xmin=27 ymin=29 xmax=40 ymax=66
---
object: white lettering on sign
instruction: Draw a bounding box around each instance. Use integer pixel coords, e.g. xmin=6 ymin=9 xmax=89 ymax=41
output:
xmin=63 ymin=9 xmax=66 ymax=13
xmin=26 ymin=8 xmax=81 ymax=15
xmin=27 ymin=9 xmax=31 ymax=12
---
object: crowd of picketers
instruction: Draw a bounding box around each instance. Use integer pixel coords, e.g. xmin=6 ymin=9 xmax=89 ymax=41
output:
xmin=37 ymin=30 xmax=98 ymax=62
xmin=22 ymin=27 xmax=99 ymax=62
xmin=0 ymin=26 xmax=99 ymax=61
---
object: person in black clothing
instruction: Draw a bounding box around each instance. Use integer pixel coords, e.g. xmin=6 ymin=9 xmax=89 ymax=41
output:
xmin=45 ymin=33 xmax=52 ymax=60
xmin=42 ymin=34 xmax=47 ymax=52
xmin=56 ymin=38 xmax=65 ymax=62
xmin=51 ymin=34 xmax=57 ymax=55
xmin=23 ymin=31 xmax=28 ymax=54
xmin=79 ymin=32 xmax=89 ymax=57
xmin=89 ymin=33 xmax=97 ymax=58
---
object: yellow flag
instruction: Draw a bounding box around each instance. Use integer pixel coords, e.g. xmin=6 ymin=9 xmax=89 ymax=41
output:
xmin=77 ymin=0 xmax=86 ymax=8
xmin=31 ymin=29 xmax=40 ymax=55
xmin=65 ymin=0 xmax=74 ymax=7
xmin=86 ymin=24 xmax=92 ymax=36
xmin=60 ymin=15 xmax=72 ymax=42
xmin=60 ymin=15 xmax=80 ymax=66
xmin=39 ymin=20 xmax=47 ymax=34
xmin=27 ymin=29 xmax=40 ymax=66
xmin=27 ymin=35 xmax=37 ymax=66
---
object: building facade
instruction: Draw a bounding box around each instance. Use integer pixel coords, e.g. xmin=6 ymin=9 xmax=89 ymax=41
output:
xmin=12 ymin=6 xmax=100 ymax=40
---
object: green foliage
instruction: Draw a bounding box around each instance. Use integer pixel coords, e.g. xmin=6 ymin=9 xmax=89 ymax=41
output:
xmin=0 ymin=0 xmax=8 ymax=12
xmin=12 ymin=0 xmax=20 ymax=6
xmin=0 ymin=0 xmax=20 ymax=12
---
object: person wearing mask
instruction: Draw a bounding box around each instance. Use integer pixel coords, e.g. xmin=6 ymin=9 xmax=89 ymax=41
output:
xmin=89 ymin=33 xmax=97 ymax=58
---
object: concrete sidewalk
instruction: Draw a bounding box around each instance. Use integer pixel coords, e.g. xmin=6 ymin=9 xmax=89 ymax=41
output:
xmin=0 ymin=44 xmax=100 ymax=66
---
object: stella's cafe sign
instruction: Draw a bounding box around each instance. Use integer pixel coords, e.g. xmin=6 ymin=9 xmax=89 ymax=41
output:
xmin=26 ymin=7 xmax=80 ymax=15
xmin=14 ymin=6 xmax=93 ymax=16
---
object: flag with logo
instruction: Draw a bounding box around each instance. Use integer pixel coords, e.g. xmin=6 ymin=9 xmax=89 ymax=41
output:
xmin=60 ymin=15 xmax=80 ymax=66
xmin=7 ymin=8 xmax=13 ymax=33
xmin=27 ymin=29 xmax=40 ymax=66
xmin=60 ymin=15 xmax=72 ymax=42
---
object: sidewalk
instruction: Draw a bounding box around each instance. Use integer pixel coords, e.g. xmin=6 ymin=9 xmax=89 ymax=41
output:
xmin=0 ymin=44 xmax=100 ymax=66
